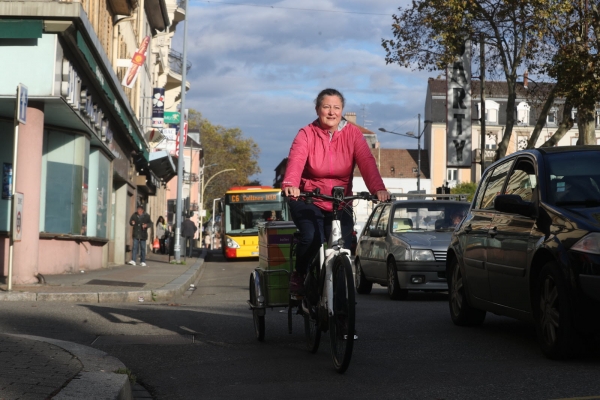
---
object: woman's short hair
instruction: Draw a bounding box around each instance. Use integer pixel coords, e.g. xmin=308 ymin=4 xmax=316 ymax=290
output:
xmin=315 ymin=88 xmax=345 ymax=109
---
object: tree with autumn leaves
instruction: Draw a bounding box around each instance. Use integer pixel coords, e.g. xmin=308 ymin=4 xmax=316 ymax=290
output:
xmin=382 ymin=0 xmax=600 ymax=161
xmin=187 ymin=109 xmax=261 ymax=212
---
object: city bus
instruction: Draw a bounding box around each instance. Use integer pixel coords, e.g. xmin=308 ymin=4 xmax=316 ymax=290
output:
xmin=221 ymin=186 xmax=290 ymax=259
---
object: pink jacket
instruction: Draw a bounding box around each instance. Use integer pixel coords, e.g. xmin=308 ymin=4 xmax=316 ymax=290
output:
xmin=282 ymin=119 xmax=386 ymax=212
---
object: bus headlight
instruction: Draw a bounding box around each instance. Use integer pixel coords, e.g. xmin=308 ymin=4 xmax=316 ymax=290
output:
xmin=226 ymin=237 xmax=240 ymax=249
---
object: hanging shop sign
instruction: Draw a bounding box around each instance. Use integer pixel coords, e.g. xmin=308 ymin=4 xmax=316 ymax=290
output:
xmin=151 ymin=88 xmax=165 ymax=128
xmin=164 ymin=111 xmax=180 ymax=124
xmin=122 ymin=35 xmax=150 ymax=89
xmin=446 ymin=39 xmax=472 ymax=168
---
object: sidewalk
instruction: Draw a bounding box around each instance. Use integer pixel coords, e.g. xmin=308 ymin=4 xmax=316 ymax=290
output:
xmin=0 ymin=250 xmax=205 ymax=303
xmin=0 ymin=248 xmax=207 ymax=399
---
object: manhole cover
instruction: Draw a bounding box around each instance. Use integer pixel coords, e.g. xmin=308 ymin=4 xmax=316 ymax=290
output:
xmin=93 ymin=335 xmax=194 ymax=345
xmin=85 ymin=279 xmax=146 ymax=288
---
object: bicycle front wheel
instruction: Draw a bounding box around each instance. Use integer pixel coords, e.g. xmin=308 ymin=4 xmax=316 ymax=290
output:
xmin=329 ymin=254 xmax=356 ymax=373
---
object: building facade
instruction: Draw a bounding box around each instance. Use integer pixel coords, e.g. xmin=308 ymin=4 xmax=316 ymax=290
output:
xmin=424 ymin=78 xmax=600 ymax=192
xmin=0 ymin=0 xmax=185 ymax=284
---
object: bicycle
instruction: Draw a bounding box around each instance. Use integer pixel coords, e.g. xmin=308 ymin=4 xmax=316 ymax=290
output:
xmin=288 ymin=186 xmax=380 ymax=373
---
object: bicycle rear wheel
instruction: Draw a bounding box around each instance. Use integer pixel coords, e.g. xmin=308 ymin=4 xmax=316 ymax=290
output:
xmin=329 ymin=254 xmax=356 ymax=373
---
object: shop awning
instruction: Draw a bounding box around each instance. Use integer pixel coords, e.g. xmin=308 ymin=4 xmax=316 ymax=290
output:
xmin=149 ymin=150 xmax=176 ymax=183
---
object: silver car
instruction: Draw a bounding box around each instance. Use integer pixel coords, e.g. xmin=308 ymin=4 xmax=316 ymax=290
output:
xmin=355 ymin=200 xmax=470 ymax=300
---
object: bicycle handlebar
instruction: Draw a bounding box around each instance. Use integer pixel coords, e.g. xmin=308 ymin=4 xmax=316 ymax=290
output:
xmin=283 ymin=188 xmax=383 ymax=203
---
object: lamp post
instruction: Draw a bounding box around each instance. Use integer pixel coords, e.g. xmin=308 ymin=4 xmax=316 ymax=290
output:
xmin=199 ymin=163 xmax=218 ymax=224
xmin=174 ymin=0 xmax=189 ymax=262
xmin=200 ymin=168 xmax=235 ymax=224
xmin=379 ymin=114 xmax=432 ymax=194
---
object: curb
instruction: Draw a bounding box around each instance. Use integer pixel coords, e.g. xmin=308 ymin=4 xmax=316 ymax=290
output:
xmin=11 ymin=334 xmax=132 ymax=400
xmin=0 ymin=251 xmax=206 ymax=303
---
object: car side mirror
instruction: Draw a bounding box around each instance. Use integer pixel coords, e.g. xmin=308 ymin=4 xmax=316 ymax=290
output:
xmin=369 ymin=228 xmax=387 ymax=237
xmin=494 ymin=194 xmax=534 ymax=217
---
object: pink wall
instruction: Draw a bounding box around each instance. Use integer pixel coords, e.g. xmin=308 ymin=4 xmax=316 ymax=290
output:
xmin=38 ymin=239 xmax=106 ymax=274
xmin=12 ymin=102 xmax=44 ymax=284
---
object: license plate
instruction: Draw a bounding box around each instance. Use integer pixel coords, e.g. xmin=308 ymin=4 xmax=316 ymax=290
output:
xmin=251 ymin=251 xmax=259 ymax=256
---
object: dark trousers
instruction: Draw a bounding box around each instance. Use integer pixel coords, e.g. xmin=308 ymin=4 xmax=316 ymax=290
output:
xmin=184 ymin=236 xmax=194 ymax=257
xmin=288 ymin=200 xmax=353 ymax=275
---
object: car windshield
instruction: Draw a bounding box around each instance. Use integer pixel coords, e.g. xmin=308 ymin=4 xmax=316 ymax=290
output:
xmin=391 ymin=202 xmax=470 ymax=232
xmin=545 ymin=151 xmax=600 ymax=207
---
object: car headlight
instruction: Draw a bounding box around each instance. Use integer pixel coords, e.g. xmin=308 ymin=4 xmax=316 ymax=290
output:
xmin=571 ymin=233 xmax=600 ymax=255
xmin=226 ymin=237 xmax=240 ymax=249
xmin=410 ymin=249 xmax=435 ymax=261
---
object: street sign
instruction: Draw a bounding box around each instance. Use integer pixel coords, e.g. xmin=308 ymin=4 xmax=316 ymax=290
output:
xmin=13 ymin=192 xmax=23 ymax=242
xmin=17 ymin=83 xmax=28 ymax=124
xmin=164 ymin=111 xmax=180 ymax=124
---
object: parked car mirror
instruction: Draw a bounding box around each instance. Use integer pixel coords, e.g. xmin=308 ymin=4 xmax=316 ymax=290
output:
xmin=494 ymin=194 xmax=534 ymax=217
xmin=369 ymin=228 xmax=387 ymax=237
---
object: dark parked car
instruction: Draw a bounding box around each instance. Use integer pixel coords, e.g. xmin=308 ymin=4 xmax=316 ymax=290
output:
xmin=355 ymin=200 xmax=470 ymax=300
xmin=447 ymin=146 xmax=600 ymax=359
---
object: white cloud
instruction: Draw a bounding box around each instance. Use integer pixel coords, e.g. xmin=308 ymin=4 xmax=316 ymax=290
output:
xmin=175 ymin=0 xmax=435 ymax=185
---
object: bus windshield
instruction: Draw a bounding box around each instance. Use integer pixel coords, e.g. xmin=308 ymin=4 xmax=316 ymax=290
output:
xmin=224 ymin=190 xmax=289 ymax=235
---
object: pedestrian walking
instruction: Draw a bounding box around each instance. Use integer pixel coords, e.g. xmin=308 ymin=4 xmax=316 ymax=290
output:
xmin=129 ymin=205 xmax=152 ymax=266
xmin=181 ymin=214 xmax=198 ymax=257
xmin=155 ymin=216 xmax=167 ymax=254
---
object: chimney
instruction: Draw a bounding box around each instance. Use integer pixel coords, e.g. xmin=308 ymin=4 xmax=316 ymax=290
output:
xmin=523 ymin=70 xmax=528 ymax=89
xmin=344 ymin=112 xmax=357 ymax=124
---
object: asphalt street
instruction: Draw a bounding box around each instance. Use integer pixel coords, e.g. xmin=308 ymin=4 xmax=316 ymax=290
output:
xmin=0 ymin=250 xmax=599 ymax=399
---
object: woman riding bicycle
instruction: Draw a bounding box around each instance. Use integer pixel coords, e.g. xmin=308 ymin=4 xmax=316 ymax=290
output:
xmin=282 ymin=88 xmax=390 ymax=295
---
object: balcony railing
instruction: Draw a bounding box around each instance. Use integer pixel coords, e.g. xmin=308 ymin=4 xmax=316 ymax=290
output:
xmin=169 ymin=49 xmax=192 ymax=76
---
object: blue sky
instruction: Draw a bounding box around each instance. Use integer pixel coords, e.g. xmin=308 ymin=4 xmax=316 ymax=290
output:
xmin=174 ymin=0 xmax=435 ymax=185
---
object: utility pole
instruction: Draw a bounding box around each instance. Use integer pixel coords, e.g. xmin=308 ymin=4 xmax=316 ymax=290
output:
xmin=417 ymin=113 xmax=421 ymax=194
xmin=480 ymin=32 xmax=486 ymax=174
xmin=174 ymin=0 xmax=189 ymax=263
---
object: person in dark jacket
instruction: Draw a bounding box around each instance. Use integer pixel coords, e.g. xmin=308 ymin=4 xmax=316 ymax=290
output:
xmin=181 ymin=215 xmax=198 ymax=257
xmin=129 ymin=205 xmax=152 ymax=266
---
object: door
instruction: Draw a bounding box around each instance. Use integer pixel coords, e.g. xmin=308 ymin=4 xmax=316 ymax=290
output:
xmin=371 ymin=204 xmax=391 ymax=280
xmin=358 ymin=204 xmax=384 ymax=277
xmin=461 ymin=159 xmax=513 ymax=302
xmin=487 ymin=159 xmax=536 ymax=310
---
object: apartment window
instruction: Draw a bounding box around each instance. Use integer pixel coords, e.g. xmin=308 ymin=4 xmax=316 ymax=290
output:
xmin=572 ymin=109 xmax=578 ymax=125
xmin=517 ymin=102 xmax=530 ymax=125
xmin=447 ymin=168 xmax=458 ymax=182
xmin=485 ymin=132 xmax=498 ymax=150
xmin=478 ymin=100 xmax=500 ymax=124
xmin=547 ymin=108 xmax=557 ymax=125
xmin=571 ymin=137 xmax=579 ymax=146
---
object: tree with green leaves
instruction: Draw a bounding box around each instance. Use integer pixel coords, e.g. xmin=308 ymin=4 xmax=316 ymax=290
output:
xmin=451 ymin=181 xmax=478 ymax=202
xmin=382 ymin=0 xmax=588 ymax=159
xmin=188 ymin=110 xmax=261 ymax=212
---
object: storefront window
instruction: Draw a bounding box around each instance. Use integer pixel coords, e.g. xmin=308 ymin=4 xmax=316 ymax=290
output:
xmin=0 ymin=121 xmax=14 ymax=231
xmin=87 ymin=149 xmax=110 ymax=238
xmin=40 ymin=130 xmax=89 ymax=234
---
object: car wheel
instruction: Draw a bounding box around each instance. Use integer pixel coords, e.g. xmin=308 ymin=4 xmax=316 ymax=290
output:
xmin=448 ymin=257 xmax=485 ymax=326
xmin=534 ymin=261 xmax=578 ymax=359
xmin=387 ymin=259 xmax=408 ymax=300
xmin=354 ymin=258 xmax=372 ymax=294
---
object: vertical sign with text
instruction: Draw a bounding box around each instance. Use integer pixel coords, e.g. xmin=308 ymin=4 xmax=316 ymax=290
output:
xmin=446 ymin=39 xmax=472 ymax=167
xmin=13 ymin=192 xmax=23 ymax=242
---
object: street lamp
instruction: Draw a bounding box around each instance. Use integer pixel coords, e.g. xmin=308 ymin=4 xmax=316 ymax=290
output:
xmin=199 ymin=163 xmax=218 ymax=224
xmin=200 ymin=168 xmax=236 ymax=225
xmin=379 ymin=114 xmax=431 ymax=194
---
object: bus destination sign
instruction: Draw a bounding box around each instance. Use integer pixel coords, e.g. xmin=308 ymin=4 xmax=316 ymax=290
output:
xmin=228 ymin=193 xmax=280 ymax=203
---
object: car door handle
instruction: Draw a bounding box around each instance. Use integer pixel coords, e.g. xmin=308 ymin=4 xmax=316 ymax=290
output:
xmin=488 ymin=226 xmax=497 ymax=237
xmin=464 ymin=224 xmax=472 ymax=233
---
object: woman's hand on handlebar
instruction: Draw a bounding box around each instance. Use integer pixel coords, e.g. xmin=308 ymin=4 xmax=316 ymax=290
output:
xmin=283 ymin=186 xmax=300 ymax=198
xmin=376 ymin=190 xmax=391 ymax=202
